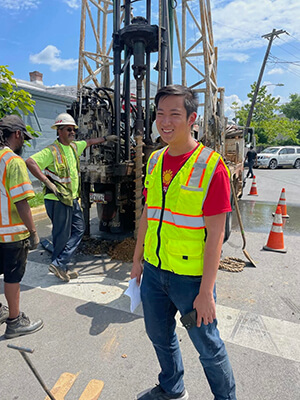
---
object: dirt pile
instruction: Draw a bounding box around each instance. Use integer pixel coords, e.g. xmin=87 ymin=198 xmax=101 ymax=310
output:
xmin=78 ymin=236 xmax=136 ymax=262
xmin=108 ymin=237 xmax=136 ymax=262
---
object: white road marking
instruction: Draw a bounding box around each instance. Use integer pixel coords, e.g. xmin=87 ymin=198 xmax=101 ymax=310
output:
xmin=23 ymin=261 xmax=300 ymax=363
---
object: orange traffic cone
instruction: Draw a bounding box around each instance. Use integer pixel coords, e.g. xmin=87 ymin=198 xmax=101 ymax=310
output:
xmin=272 ymin=188 xmax=289 ymax=218
xmin=263 ymin=206 xmax=286 ymax=253
xmin=248 ymin=175 xmax=258 ymax=196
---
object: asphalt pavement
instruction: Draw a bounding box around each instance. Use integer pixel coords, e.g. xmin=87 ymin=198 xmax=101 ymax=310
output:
xmin=0 ymin=168 xmax=299 ymax=400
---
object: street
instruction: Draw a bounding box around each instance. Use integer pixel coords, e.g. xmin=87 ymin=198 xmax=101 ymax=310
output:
xmin=0 ymin=168 xmax=299 ymax=400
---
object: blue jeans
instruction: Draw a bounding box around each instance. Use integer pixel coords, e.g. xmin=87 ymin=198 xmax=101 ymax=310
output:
xmin=141 ymin=262 xmax=236 ymax=400
xmin=45 ymin=199 xmax=85 ymax=271
xmin=246 ymin=161 xmax=255 ymax=178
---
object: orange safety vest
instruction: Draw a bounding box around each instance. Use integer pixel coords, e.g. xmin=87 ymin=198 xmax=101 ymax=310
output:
xmin=0 ymin=147 xmax=34 ymax=242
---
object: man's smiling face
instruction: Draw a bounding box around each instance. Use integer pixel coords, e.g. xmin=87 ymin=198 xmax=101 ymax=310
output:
xmin=155 ymin=95 xmax=195 ymax=149
xmin=58 ymin=125 xmax=76 ymax=145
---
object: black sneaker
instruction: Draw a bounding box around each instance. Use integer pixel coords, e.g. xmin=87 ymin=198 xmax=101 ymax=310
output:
xmin=137 ymin=385 xmax=189 ymax=400
xmin=49 ymin=264 xmax=70 ymax=282
xmin=5 ymin=312 xmax=44 ymax=339
xmin=0 ymin=303 xmax=9 ymax=325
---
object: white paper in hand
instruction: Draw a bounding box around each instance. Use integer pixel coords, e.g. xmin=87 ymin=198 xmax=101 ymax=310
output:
xmin=124 ymin=277 xmax=141 ymax=312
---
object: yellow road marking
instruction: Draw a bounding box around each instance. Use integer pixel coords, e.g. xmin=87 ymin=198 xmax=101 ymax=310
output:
xmin=44 ymin=372 xmax=79 ymax=400
xmin=102 ymin=335 xmax=118 ymax=354
xmin=78 ymin=379 xmax=104 ymax=400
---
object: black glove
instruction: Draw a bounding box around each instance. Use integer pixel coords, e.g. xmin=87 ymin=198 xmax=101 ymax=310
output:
xmin=29 ymin=231 xmax=39 ymax=250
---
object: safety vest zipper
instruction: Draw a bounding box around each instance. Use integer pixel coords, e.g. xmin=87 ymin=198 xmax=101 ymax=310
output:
xmin=154 ymin=148 xmax=198 ymax=269
xmin=155 ymin=175 xmax=166 ymax=269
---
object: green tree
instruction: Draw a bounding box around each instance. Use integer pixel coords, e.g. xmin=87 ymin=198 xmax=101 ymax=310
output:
xmin=230 ymin=101 xmax=240 ymax=122
xmin=236 ymin=83 xmax=280 ymax=126
xmin=0 ymin=65 xmax=37 ymax=138
xmin=260 ymin=117 xmax=300 ymax=145
xmin=234 ymin=83 xmax=299 ymax=146
xmin=281 ymin=93 xmax=300 ymax=120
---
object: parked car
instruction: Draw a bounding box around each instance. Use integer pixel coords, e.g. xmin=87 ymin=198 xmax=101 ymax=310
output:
xmin=256 ymin=146 xmax=300 ymax=169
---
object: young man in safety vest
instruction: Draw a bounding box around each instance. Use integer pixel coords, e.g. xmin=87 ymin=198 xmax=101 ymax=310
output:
xmin=0 ymin=115 xmax=44 ymax=339
xmin=26 ymin=113 xmax=118 ymax=282
xmin=131 ymin=85 xmax=236 ymax=400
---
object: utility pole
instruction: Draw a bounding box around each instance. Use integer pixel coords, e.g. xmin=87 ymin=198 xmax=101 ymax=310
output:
xmin=245 ymin=29 xmax=286 ymax=141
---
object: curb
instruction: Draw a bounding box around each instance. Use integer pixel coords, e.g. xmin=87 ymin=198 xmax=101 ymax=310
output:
xmin=31 ymin=205 xmax=48 ymax=222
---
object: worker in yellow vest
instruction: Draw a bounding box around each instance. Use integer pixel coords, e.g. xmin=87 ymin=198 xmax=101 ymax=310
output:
xmin=0 ymin=115 xmax=43 ymax=339
xmin=26 ymin=113 xmax=118 ymax=282
xmin=131 ymin=85 xmax=236 ymax=400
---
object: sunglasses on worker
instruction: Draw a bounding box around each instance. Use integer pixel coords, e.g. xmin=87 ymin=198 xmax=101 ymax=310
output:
xmin=60 ymin=126 xmax=77 ymax=133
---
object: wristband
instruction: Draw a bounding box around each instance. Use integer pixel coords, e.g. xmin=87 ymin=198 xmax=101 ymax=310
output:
xmin=103 ymin=136 xmax=107 ymax=142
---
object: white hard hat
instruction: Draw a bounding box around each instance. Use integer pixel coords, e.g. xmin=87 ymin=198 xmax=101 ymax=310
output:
xmin=151 ymin=120 xmax=160 ymax=142
xmin=51 ymin=113 xmax=78 ymax=130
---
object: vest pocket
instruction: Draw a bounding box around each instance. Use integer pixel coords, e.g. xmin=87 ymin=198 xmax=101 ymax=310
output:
xmin=166 ymin=239 xmax=204 ymax=273
xmin=175 ymin=185 xmax=204 ymax=215
xmin=144 ymin=174 xmax=154 ymax=190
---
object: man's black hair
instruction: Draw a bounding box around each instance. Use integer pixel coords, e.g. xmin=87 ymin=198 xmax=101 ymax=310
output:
xmin=155 ymin=84 xmax=198 ymax=119
xmin=0 ymin=127 xmax=14 ymax=146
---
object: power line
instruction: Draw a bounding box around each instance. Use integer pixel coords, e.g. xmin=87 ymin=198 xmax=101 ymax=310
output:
xmin=277 ymin=35 xmax=300 ymax=53
xmin=267 ymin=55 xmax=300 ymax=79
xmin=286 ymin=32 xmax=300 ymax=45
xmin=213 ymin=20 xmax=261 ymax=40
xmin=273 ymin=39 xmax=300 ymax=60
xmin=245 ymin=29 xmax=286 ymax=131
xmin=269 ymin=53 xmax=300 ymax=66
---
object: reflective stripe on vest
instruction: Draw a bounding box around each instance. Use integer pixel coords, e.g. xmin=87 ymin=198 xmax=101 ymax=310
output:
xmin=10 ymin=183 xmax=35 ymax=199
xmin=147 ymin=207 xmax=205 ymax=230
xmin=52 ymin=143 xmax=63 ymax=164
xmin=0 ymin=148 xmax=29 ymax=240
xmin=44 ymin=169 xmax=72 ymax=184
xmin=0 ymin=224 xmax=28 ymax=234
xmin=45 ymin=140 xmax=80 ymax=206
xmin=144 ymin=144 xmax=227 ymax=276
xmin=146 ymin=145 xmax=220 ymax=229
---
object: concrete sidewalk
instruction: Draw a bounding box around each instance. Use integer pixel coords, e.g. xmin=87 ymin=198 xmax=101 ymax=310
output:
xmin=1 ymin=228 xmax=299 ymax=400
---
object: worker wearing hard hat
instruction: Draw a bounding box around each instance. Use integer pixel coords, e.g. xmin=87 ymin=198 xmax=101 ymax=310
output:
xmin=26 ymin=113 xmax=118 ymax=282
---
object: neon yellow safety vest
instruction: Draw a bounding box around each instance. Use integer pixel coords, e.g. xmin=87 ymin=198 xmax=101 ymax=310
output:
xmin=44 ymin=140 xmax=80 ymax=207
xmin=144 ymin=143 xmax=230 ymax=276
xmin=0 ymin=147 xmax=34 ymax=243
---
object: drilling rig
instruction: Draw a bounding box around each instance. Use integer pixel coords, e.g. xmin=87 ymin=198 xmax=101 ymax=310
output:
xmin=68 ymin=0 xmax=245 ymax=239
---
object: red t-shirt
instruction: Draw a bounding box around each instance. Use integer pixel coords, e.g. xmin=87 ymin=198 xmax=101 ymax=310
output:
xmin=144 ymin=146 xmax=231 ymax=216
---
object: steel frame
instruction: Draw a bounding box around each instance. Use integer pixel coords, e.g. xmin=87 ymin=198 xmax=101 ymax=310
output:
xmin=77 ymin=0 xmax=221 ymax=138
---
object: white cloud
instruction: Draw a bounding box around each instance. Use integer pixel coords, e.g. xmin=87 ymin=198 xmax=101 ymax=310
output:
xmin=30 ymin=45 xmax=78 ymax=72
xmin=267 ymin=68 xmax=285 ymax=75
xmin=218 ymin=52 xmax=250 ymax=62
xmin=224 ymin=94 xmax=244 ymax=119
xmin=211 ymin=0 xmax=300 ymax=61
xmin=63 ymin=0 xmax=80 ymax=9
xmin=0 ymin=0 xmax=80 ymax=11
xmin=0 ymin=0 xmax=39 ymax=10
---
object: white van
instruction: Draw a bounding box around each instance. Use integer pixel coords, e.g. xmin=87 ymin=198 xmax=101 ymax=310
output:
xmin=256 ymin=146 xmax=300 ymax=169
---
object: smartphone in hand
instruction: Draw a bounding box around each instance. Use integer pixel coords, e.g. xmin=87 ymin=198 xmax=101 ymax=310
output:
xmin=180 ymin=309 xmax=197 ymax=330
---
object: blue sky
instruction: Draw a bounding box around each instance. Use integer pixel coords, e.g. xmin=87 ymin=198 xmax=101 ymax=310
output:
xmin=1 ymin=0 xmax=300 ymax=119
